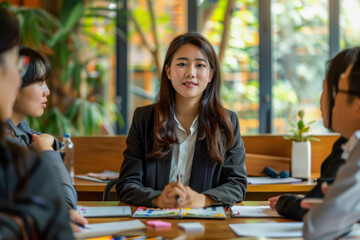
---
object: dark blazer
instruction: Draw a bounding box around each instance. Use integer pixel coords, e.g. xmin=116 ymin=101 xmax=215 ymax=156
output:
xmin=276 ymin=136 xmax=347 ymax=220
xmin=116 ymin=104 xmax=247 ymax=206
xmin=5 ymin=119 xmax=77 ymax=210
xmin=0 ymin=142 xmax=74 ymax=239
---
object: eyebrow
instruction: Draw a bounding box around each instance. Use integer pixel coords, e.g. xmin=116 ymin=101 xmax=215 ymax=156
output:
xmin=175 ymin=57 xmax=207 ymax=62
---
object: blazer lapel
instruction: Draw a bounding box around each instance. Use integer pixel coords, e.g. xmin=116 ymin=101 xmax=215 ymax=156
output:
xmin=156 ymin=150 xmax=172 ymax=190
xmin=189 ymin=138 xmax=209 ymax=192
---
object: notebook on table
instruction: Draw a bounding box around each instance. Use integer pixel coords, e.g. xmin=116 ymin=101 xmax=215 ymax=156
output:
xmin=132 ymin=206 xmax=226 ymax=219
xmin=77 ymin=206 xmax=132 ymax=217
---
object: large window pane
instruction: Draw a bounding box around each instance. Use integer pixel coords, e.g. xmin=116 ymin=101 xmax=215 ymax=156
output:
xmin=128 ymin=0 xmax=186 ymax=122
xmin=340 ymin=0 xmax=360 ymax=47
xmin=203 ymin=0 xmax=259 ymax=135
xmin=272 ymin=0 xmax=329 ymax=134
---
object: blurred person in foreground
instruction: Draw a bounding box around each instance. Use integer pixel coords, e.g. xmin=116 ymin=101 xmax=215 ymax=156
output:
xmin=302 ymin=49 xmax=360 ymax=239
xmin=268 ymin=48 xmax=359 ymax=220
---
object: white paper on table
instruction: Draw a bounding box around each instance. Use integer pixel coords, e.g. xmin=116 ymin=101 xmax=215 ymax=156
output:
xmin=75 ymin=175 xmax=110 ymax=183
xmin=230 ymin=206 xmax=281 ymax=217
xmin=247 ymin=177 xmax=302 ymax=185
xmin=343 ymin=224 xmax=360 ymax=238
xmin=75 ymin=170 xmax=119 ymax=183
xmin=229 ymin=222 xmax=303 ymax=237
xmin=74 ymin=219 xmax=146 ymax=239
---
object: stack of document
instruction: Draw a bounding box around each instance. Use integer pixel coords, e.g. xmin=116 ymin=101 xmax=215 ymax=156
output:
xmin=247 ymin=177 xmax=302 ymax=185
xmin=229 ymin=222 xmax=303 ymax=238
xmin=230 ymin=206 xmax=281 ymax=218
xmin=74 ymin=220 xmax=146 ymax=239
xmin=75 ymin=170 xmax=119 ymax=183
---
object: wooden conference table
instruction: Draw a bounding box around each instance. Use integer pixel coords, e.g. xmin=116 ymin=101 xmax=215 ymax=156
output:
xmin=74 ymin=178 xmax=317 ymax=201
xmin=78 ymin=201 xmax=301 ymax=240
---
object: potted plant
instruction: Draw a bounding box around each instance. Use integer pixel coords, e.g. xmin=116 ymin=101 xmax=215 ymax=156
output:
xmin=284 ymin=110 xmax=319 ymax=179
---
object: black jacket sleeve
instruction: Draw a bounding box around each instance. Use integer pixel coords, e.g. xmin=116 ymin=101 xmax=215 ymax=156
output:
xmin=116 ymin=106 xmax=163 ymax=206
xmin=276 ymin=183 xmax=323 ymax=221
xmin=202 ymin=111 xmax=247 ymax=204
xmin=275 ymin=136 xmax=347 ymax=220
xmin=0 ymin=150 xmax=74 ymax=239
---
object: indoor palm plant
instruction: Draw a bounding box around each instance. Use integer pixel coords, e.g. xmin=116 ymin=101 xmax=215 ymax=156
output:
xmin=284 ymin=110 xmax=319 ymax=178
xmin=2 ymin=0 xmax=124 ymax=136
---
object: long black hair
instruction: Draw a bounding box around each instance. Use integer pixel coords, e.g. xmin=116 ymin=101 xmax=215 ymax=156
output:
xmin=150 ymin=32 xmax=234 ymax=164
xmin=0 ymin=7 xmax=30 ymax=197
xmin=19 ymin=45 xmax=50 ymax=88
xmin=325 ymin=47 xmax=360 ymax=129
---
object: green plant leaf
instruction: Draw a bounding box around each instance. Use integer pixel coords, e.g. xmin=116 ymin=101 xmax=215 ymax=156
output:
xmin=307 ymin=120 xmax=316 ymax=125
xmin=48 ymin=2 xmax=84 ymax=47
xmin=66 ymin=98 xmax=82 ymax=121
xmin=298 ymin=109 xmax=304 ymax=119
xmin=297 ymin=120 xmax=305 ymax=130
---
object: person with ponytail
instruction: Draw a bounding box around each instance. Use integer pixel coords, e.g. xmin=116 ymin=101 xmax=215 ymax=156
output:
xmin=0 ymin=8 xmax=74 ymax=239
xmin=117 ymin=32 xmax=247 ymax=208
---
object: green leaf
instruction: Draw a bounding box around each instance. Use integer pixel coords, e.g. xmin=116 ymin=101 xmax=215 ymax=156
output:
xmin=0 ymin=2 xmax=11 ymax=8
xmin=298 ymin=109 xmax=304 ymax=119
xmin=73 ymin=59 xmax=82 ymax=92
xmin=84 ymin=32 xmax=111 ymax=45
xmin=307 ymin=120 xmax=316 ymax=125
xmin=66 ymin=98 xmax=82 ymax=121
xmin=60 ymin=0 xmax=82 ymax=24
xmin=297 ymin=120 xmax=305 ymax=130
xmin=48 ymin=2 xmax=84 ymax=47
xmin=84 ymin=13 xmax=115 ymax=20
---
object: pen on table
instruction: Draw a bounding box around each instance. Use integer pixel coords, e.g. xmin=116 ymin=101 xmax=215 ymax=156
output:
xmin=70 ymin=219 xmax=91 ymax=230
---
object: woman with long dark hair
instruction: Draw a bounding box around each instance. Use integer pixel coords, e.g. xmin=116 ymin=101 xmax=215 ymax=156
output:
xmin=0 ymin=8 xmax=74 ymax=239
xmin=117 ymin=32 xmax=247 ymax=208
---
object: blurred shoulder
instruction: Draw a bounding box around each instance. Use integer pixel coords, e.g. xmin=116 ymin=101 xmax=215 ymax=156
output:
xmin=225 ymin=108 xmax=238 ymax=124
xmin=132 ymin=104 xmax=156 ymax=123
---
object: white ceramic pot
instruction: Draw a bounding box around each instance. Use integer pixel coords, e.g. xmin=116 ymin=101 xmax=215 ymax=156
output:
xmin=291 ymin=141 xmax=311 ymax=179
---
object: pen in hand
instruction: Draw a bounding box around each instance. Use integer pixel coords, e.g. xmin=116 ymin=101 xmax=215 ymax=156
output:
xmin=176 ymin=174 xmax=183 ymax=216
xmin=175 ymin=174 xmax=182 ymax=205
xmin=70 ymin=219 xmax=91 ymax=230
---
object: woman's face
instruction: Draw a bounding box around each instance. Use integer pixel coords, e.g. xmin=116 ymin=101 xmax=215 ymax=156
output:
xmin=320 ymin=78 xmax=330 ymax=128
xmin=165 ymin=43 xmax=213 ymax=104
xmin=13 ymin=80 xmax=50 ymax=118
xmin=0 ymin=46 xmax=21 ymax=121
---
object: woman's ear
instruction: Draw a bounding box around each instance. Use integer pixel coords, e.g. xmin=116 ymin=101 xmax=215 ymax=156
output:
xmin=165 ymin=64 xmax=171 ymax=80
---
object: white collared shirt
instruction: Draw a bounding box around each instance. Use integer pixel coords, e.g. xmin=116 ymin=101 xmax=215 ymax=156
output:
xmin=169 ymin=114 xmax=198 ymax=186
xmin=341 ymin=130 xmax=360 ymax=160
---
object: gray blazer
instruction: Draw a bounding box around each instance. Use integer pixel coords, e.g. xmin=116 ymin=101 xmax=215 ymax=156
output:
xmin=5 ymin=119 xmax=77 ymax=210
xmin=116 ymin=104 xmax=247 ymax=206
xmin=303 ymin=132 xmax=360 ymax=240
